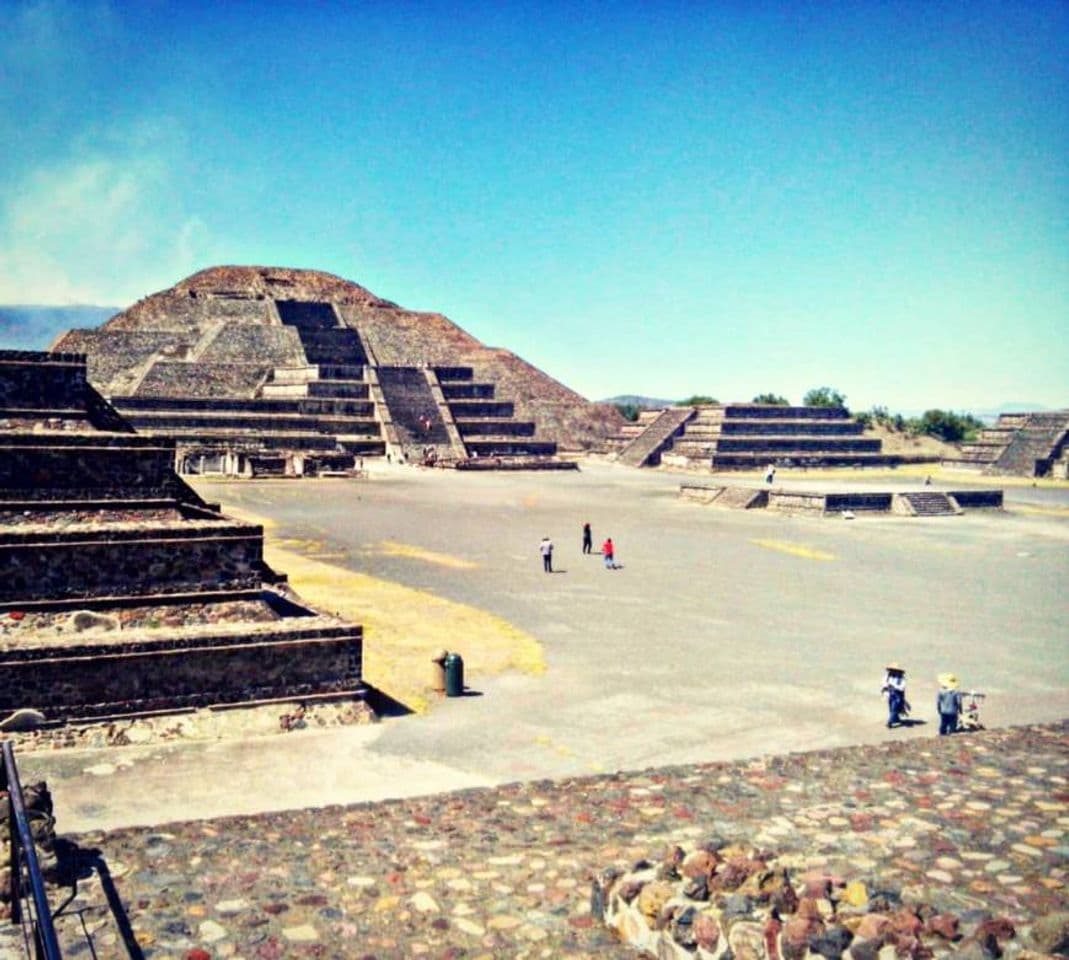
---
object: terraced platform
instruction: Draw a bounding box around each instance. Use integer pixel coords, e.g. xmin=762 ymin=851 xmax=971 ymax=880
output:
xmin=618 ymin=404 xmax=905 ymax=471
xmin=948 ymin=411 xmax=1069 ymax=478
xmin=0 ymin=349 xmax=367 ymax=721
xmin=680 ymin=483 xmax=1004 ymax=516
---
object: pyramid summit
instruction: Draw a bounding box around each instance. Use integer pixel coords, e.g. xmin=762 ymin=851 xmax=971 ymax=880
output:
xmin=52 ymin=265 xmax=623 ymax=474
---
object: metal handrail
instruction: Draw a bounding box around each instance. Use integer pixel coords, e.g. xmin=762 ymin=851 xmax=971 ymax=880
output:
xmin=2 ymin=740 xmax=62 ymax=959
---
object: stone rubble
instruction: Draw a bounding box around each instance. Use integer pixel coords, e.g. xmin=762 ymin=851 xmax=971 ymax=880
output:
xmin=17 ymin=721 xmax=1067 ymax=959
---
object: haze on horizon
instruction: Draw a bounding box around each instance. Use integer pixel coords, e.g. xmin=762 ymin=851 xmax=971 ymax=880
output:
xmin=0 ymin=1 xmax=1065 ymax=413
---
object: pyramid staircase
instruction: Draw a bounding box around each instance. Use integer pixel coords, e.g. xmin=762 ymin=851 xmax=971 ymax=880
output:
xmin=988 ymin=413 xmax=1068 ymax=477
xmin=894 ymin=492 xmax=962 ymax=517
xmin=620 ymin=404 xmax=896 ymax=469
xmin=435 ymin=367 xmax=559 ymax=461
xmin=0 ymin=350 xmax=365 ymax=722
xmin=615 ymin=407 xmax=696 ymax=466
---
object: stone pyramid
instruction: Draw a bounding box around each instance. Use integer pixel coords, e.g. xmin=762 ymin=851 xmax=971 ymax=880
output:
xmin=52 ymin=267 xmax=622 ymax=473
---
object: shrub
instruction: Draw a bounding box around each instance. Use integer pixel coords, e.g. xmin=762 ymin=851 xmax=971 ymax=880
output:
xmin=803 ymin=386 xmax=847 ymax=410
xmin=909 ymin=409 xmax=984 ymax=443
xmin=752 ymin=393 xmax=790 ymax=405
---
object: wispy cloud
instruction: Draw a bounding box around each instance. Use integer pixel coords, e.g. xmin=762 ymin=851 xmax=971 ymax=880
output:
xmin=0 ymin=122 xmax=218 ymax=305
xmin=0 ymin=2 xmax=218 ymax=306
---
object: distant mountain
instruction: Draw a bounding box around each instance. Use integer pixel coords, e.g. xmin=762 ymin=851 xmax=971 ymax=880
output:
xmin=601 ymin=394 xmax=675 ymax=409
xmin=0 ymin=305 xmax=121 ymax=351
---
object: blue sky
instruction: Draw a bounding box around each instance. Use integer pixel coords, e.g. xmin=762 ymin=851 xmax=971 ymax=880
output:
xmin=1 ymin=0 xmax=1065 ymax=410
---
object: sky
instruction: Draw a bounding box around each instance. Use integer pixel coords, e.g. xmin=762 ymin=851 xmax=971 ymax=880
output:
xmin=0 ymin=0 xmax=1066 ymax=411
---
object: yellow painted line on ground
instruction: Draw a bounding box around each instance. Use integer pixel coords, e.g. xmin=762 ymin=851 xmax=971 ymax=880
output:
xmin=534 ymin=733 xmax=575 ymax=758
xmin=1011 ymin=504 xmax=1069 ymax=518
xmin=377 ymin=540 xmax=478 ymax=569
xmin=750 ymin=539 xmax=836 ymax=561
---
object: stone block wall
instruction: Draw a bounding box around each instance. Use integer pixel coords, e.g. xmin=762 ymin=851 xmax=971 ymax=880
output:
xmin=0 ymin=438 xmax=177 ymax=497
xmin=197 ymin=325 xmax=305 ymax=366
xmin=135 ymin=362 xmax=270 ymax=399
xmin=767 ymin=492 xmax=895 ymax=515
xmin=0 ymin=628 xmax=362 ymax=720
xmin=0 ymin=524 xmax=263 ymax=602
xmin=60 ymin=331 xmax=193 ymax=395
xmin=0 ymin=351 xmax=87 ymax=410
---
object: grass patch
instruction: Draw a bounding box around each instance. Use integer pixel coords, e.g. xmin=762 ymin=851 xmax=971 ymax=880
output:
xmin=224 ymin=505 xmax=544 ymax=714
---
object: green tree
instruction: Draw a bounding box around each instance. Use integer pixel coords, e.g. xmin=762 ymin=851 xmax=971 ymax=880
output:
xmin=614 ymin=403 xmax=641 ymax=422
xmin=911 ymin=409 xmax=984 ymax=443
xmin=752 ymin=393 xmax=790 ymax=405
xmin=679 ymin=395 xmax=718 ymax=405
xmin=803 ymin=386 xmax=847 ymax=409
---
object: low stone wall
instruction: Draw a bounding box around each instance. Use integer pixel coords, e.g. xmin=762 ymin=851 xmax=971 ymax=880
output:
xmin=0 ymin=627 xmax=362 ymax=720
xmin=0 ymin=439 xmax=177 ymax=497
xmin=947 ymin=490 xmax=1003 ymax=509
xmin=0 ymin=524 xmax=263 ymax=602
xmin=768 ymin=492 xmax=895 ymax=515
xmin=0 ymin=351 xmax=88 ymax=410
xmin=767 ymin=491 xmax=826 ymax=516
xmin=679 ymin=484 xmax=725 ymax=503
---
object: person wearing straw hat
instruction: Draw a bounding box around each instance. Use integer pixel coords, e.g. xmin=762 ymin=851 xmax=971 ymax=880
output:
xmin=937 ymin=673 xmax=963 ymax=735
xmin=881 ymin=662 xmax=908 ymax=728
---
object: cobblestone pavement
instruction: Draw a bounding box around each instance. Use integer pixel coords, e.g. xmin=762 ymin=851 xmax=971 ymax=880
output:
xmin=15 ymin=721 xmax=1067 ymax=960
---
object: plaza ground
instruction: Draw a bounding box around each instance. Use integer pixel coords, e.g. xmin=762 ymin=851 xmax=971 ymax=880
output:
xmin=20 ymin=460 xmax=1069 ymax=833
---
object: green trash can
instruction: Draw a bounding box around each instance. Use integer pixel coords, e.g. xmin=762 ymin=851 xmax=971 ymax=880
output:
xmin=444 ymin=652 xmax=464 ymax=698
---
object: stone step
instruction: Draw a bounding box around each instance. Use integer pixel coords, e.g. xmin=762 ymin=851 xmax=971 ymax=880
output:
xmin=433 ymin=366 xmax=475 ymax=382
xmin=317 ymin=363 xmax=366 ymax=380
xmin=121 ymin=410 xmax=378 ymax=434
xmin=455 ymin=420 xmax=536 ymax=437
xmin=140 ymin=429 xmax=346 ymax=451
xmin=115 ymin=395 xmax=374 ymax=416
xmin=446 ymin=401 xmax=515 ymax=418
xmin=714 ymin=437 xmax=882 ymax=453
xmin=721 ymin=404 xmax=851 ymax=420
xmin=897 ymin=492 xmax=961 ymax=516
xmin=440 ymin=383 xmax=496 ymax=399
xmin=465 ymin=440 xmax=558 ymax=457
xmin=710 ymin=452 xmax=901 ymax=468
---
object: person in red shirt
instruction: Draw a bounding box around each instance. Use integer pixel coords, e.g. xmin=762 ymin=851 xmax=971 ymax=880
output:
xmin=601 ymin=537 xmax=615 ymax=569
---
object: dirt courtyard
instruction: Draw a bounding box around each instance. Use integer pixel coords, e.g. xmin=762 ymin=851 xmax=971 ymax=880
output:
xmin=24 ymin=460 xmax=1069 ymax=832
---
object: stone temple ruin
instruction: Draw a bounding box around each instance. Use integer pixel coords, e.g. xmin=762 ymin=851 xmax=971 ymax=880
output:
xmin=0 ymin=349 xmax=365 ymax=724
xmin=51 ymin=266 xmax=622 ymax=476
xmin=611 ymin=403 xmax=898 ymax=470
xmin=946 ymin=410 xmax=1069 ymax=479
